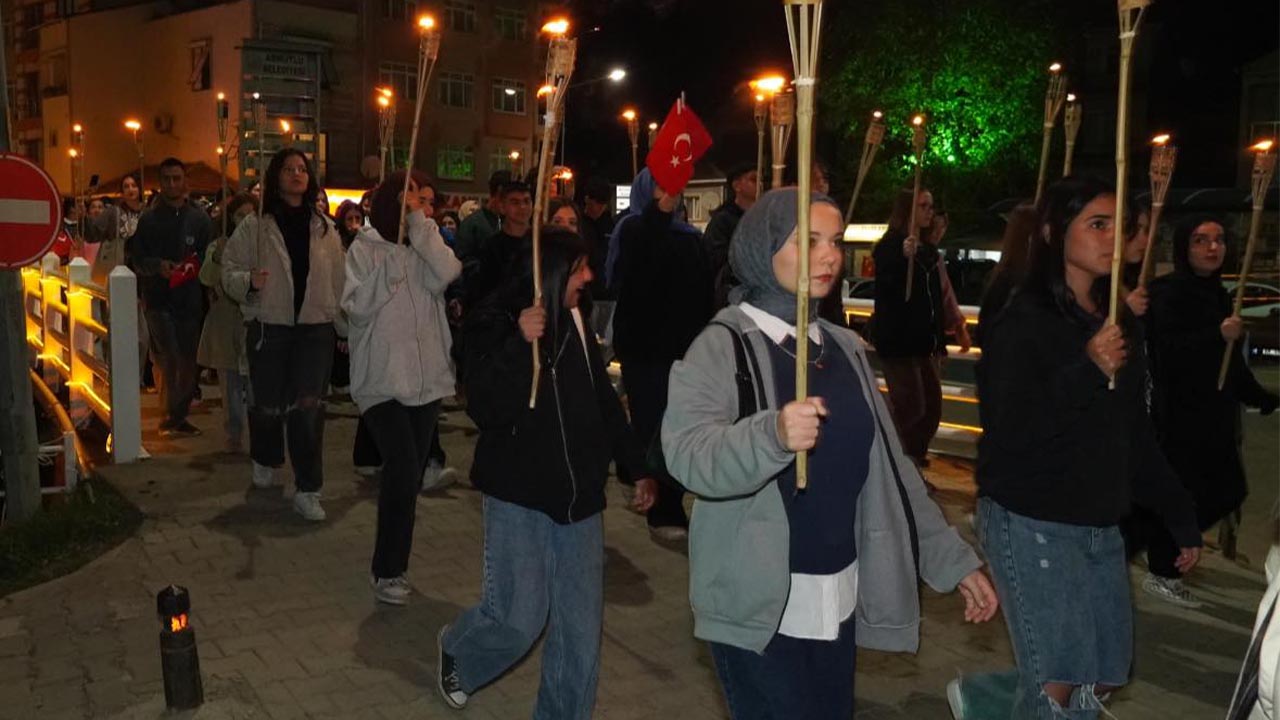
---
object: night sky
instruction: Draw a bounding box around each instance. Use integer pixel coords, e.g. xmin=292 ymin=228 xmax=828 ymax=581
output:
xmin=560 ymin=0 xmax=1279 ymax=199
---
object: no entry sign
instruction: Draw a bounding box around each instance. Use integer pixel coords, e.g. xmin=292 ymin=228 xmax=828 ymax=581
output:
xmin=0 ymin=153 xmax=63 ymax=269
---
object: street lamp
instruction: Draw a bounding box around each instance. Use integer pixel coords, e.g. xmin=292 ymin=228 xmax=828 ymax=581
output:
xmin=124 ymin=119 xmax=144 ymax=201
xmin=608 ymin=67 xmax=627 ymax=82
xmin=621 ymin=108 xmax=639 ymax=177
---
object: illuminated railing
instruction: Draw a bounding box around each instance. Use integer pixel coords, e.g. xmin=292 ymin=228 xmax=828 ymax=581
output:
xmin=21 ymin=253 xmax=142 ymax=468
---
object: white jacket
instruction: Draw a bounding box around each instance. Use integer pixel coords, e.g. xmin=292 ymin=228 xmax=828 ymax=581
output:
xmin=342 ymin=211 xmax=461 ymax=413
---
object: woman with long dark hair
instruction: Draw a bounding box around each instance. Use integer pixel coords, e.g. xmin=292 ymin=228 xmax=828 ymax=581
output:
xmin=978 ymin=201 xmax=1038 ymax=329
xmin=948 ymin=176 xmax=1202 ymax=720
xmin=343 ymin=169 xmax=460 ymax=604
xmin=222 ymin=149 xmax=348 ymax=521
xmin=436 ymin=228 xmax=652 ymax=716
xmin=1135 ymin=215 xmax=1278 ymax=607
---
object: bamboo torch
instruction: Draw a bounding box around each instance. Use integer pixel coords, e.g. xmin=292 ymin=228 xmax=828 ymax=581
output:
xmin=1218 ymin=139 xmax=1276 ymax=390
xmin=904 ymin=114 xmax=927 ymax=302
xmin=70 ymin=123 xmax=85 ymax=243
xmin=1108 ymin=0 xmax=1151 ymax=373
xmin=1062 ymin=93 xmax=1081 ymax=177
xmin=376 ymin=88 xmax=395 ymax=184
xmin=750 ymin=75 xmax=786 ymax=199
xmin=769 ymin=89 xmax=795 ymax=189
xmin=621 ymin=108 xmax=639 ymax=178
xmin=124 ymin=119 xmax=144 ymax=202
xmin=844 ymin=110 xmax=885 ymax=224
xmin=1035 ymin=63 xmax=1068 ymax=204
xmin=215 ymin=93 xmax=230 ymax=239
xmin=279 ymin=119 xmax=294 ymax=149
xmin=1137 ymin=133 xmax=1177 ymax=287
xmin=397 ymin=14 xmax=442 ymax=243
xmin=784 ymin=0 xmax=825 ymax=491
xmin=251 ymin=93 xmax=267 ymax=269
xmin=529 ymin=17 xmax=577 ymax=408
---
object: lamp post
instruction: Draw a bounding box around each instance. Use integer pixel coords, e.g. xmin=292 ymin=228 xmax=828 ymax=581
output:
xmin=621 ymin=108 xmax=639 ymax=177
xmin=124 ymin=119 xmax=143 ymax=202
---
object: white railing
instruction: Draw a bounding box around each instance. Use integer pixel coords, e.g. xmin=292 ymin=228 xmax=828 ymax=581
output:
xmin=22 ymin=253 xmax=142 ymax=470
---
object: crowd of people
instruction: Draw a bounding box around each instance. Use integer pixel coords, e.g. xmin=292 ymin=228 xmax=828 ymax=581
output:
xmin=56 ymin=144 xmax=1278 ymax=719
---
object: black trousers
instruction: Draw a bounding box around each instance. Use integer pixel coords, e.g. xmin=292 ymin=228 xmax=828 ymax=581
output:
xmin=363 ymin=399 xmax=440 ymax=580
xmin=246 ymin=321 xmax=335 ymax=492
xmin=145 ymin=308 xmax=202 ymax=429
xmin=621 ymin=358 xmax=687 ymax=529
xmin=354 ymin=414 xmax=445 ymax=468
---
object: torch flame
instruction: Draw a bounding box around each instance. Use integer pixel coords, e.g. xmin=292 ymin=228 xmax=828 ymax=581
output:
xmin=912 ymin=115 xmax=925 ymax=126
xmin=216 ymin=92 xmax=225 ymax=102
xmin=537 ymin=84 xmax=555 ymax=98
xmin=68 ymin=148 xmax=78 ymax=158
xmin=377 ymin=95 xmax=390 ymax=108
xmin=1151 ymin=134 xmax=1171 ymax=146
xmin=279 ymin=119 xmax=292 ymax=133
xmin=72 ymin=123 xmax=83 ymax=133
xmin=1251 ymin=140 xmax=1275 ymax=153
xmin=541 ymin=18 xmax=570 ymax=35
xmin=124 ymin=119 xmax=141 ymax=131
xmin=417 ymin=15 xmax=436 ymax=30
xmin=750 ymin=75 xmax=787 ymax=96
xmin=252 ymin=92 xmax=261 ymax=100
xmin=509 ymin=150 xmax=520 ymax=160
xmin=648 ymin=122 xmax=658 ymax=131
xmin=555 ymin=168 xmax=574 ymax=181
xmin=754 ymin=93 xmax=765 ymax=103
xmin=1067 ymin=93 xmax=1077 ymax=103
xmin=621 ymin=109 xmax=637 ymax=122
xmin=378 ymin=87 xmax=393 ymax=98
xmin=872 ymin=110 xmax=883 ymax=120
xmin=169 ymin=614 xmax=188 ymax=632
xmin=216 ymin=146 xmax=224 ymax=155
xmin=1049 ymin=62 xmax=1062 ymax=73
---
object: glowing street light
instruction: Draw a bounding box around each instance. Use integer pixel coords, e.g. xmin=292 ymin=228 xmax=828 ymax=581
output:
xmin=608 ymin=67 xmax=627 ymax=82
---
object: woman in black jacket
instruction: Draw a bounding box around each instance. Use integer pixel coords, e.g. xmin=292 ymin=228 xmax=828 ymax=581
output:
xmin=436 ymin=229 xmax=653 ymax=717
xmin=948 ymin=177 xmax=1202 ymax=720
xmin=1135 ymin=214 xmax=1279 ymax=607
xmin=872 ymin=188 xmax=946 ymax=466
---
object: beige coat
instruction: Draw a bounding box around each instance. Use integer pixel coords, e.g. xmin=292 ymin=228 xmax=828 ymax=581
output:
xmin=196 ymin=238 xmax=246 ymax=371
xmin=85 ymin=203 xmax=142 ymax=286
xmin=221 ymin=210 xmax=347 ymax=336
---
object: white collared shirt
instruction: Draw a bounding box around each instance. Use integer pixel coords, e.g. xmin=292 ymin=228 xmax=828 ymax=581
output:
xmin=738 ymin=301 xmax=858 ymax=641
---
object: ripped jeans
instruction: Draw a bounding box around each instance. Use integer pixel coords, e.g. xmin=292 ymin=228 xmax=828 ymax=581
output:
xmin=959 ymin=498 xmax=1131 ymax=719
xmin=246 ymin=321 xmax=335 ymax=492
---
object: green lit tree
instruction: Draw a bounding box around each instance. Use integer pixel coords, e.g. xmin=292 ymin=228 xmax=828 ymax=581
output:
xmin=820 ymin=0 xmax=1064 ymax=224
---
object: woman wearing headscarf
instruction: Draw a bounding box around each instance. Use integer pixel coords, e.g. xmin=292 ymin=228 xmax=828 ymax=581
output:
xmin=662 ymin=188 xmax=996 ymax=717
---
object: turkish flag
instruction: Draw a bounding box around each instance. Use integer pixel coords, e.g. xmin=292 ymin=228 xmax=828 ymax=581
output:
xmin=646 ymin=100 xmax=713 ymax=195
xmin=169 ymin=251 xmax=201 ymax=289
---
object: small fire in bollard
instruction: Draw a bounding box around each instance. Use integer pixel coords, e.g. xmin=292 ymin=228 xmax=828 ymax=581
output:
xmin=156 ymin=585 xmax=203 ymax=710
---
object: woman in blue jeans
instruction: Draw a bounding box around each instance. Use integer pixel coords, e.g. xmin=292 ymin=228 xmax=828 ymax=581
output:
xmin=662 ymin=189 xmax=998 ymax=719
xmin=436 ymin=229 xmax=655 ymax=718
xmin=950 ymin=177 xmax=1202 ymax=719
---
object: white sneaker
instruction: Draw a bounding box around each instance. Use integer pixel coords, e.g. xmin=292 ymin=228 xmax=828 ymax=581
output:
xmin=1142 ymin=572 xmax=1203 ymax=609
xmin=293 ymin=491 xmax=327 ymax=521
xmin=422 ymin=462 xmax=460 ymax=493
xmin=946 ymin=678 xmax=966 ymax=719
xmin=354 ymin=465 xmax=381 ymax=478
xmin=251 ymin=462 xmax=275 ymax=488
xmin=649 ymin=526 xmax=688 ymax=542
xmin=372 ymin=575 xmax=410 ymax=605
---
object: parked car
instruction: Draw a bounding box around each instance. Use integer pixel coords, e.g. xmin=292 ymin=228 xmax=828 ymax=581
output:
xmin=1224 ymin=279 xmax=1280 ymax=358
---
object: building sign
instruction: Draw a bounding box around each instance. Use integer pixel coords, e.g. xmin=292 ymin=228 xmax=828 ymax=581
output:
xmin=239 ymin=43 xmax=323 ymax=182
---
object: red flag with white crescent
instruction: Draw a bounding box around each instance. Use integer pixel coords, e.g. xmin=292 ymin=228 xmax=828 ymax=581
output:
xmin=645 ymin=99 xmax=713 ymax=195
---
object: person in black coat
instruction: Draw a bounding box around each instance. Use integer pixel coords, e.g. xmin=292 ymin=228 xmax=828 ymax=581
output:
xmin=611 ymin=169 xmax=714 ymax=537
xmin=871 ymin=187 xmax=946 ymax=466
xmin=1135 ymin=214 xmax=1279 ymax=607
xmin=437 ymin=229 xmax=654 ymax=716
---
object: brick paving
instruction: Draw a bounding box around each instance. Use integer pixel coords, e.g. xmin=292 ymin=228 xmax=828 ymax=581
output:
xmin=0 ymin=388 xmax=1272 ymax=719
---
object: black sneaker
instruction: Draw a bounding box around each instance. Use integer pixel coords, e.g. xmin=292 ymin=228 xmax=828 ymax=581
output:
xmin=161 ymin=421 xmax=203 ymax=438
xmin=436 ymin=625 xmax=468 ymax=709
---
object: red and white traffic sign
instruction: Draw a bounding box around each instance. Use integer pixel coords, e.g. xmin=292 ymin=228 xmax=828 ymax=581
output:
xmin=0 ymin=153 xmax=63 ymax=269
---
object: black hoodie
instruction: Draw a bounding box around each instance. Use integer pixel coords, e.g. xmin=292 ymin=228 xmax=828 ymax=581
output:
xmin=872 ymin=228 xmax=947 ymax=357
xmin=1146 ymin=217 xmax=1278 ymax=521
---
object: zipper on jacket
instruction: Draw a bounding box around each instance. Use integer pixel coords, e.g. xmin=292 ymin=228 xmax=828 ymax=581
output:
xmin=549 ymin=365 xmax=579 ymax=523
xmin=402 ymin=247 xmax=427 ymax=398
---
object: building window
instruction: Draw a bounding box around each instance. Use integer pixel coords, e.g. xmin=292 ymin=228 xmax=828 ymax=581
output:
xmin=189 ymin=40 xmax=211 ymax=91
xmin=382 ymin=0 xmax=416 ymax=20
xmin=378 ymin=61 xmax=417 ymax=102
xmin=19 ymin=5 xmax=41 ymax=52
xmin=21 ymin=72 xmax=40 ymax=119
xmin=438 ymin=71 xmax=474 ymax=109
xmin=444 ymin=0 xmax=476 ymax=33
xmin=491 ymin=78 xmax=525 ymax=115
xmin=490 ymin=147 xmax=519 ymax=174
xmin=437 ymin=144 xmax=474 ymax=180
xmin=494 ymin=7 xmax=527 ymax=41
xmin=20 ymin=138 xmax=41 ymax=163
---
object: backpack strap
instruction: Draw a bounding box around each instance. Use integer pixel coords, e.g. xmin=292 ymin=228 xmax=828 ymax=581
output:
xmin=709 ymin=320 xmax=761 ymax=420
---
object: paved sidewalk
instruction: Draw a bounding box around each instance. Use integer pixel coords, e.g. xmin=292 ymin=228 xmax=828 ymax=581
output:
xmin=0 ymin=389 xmax=1271 ymax=719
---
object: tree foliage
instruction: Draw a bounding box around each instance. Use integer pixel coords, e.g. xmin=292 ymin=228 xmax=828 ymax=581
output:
xmin=820 ymin=0 xmax=1063 ymax=223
